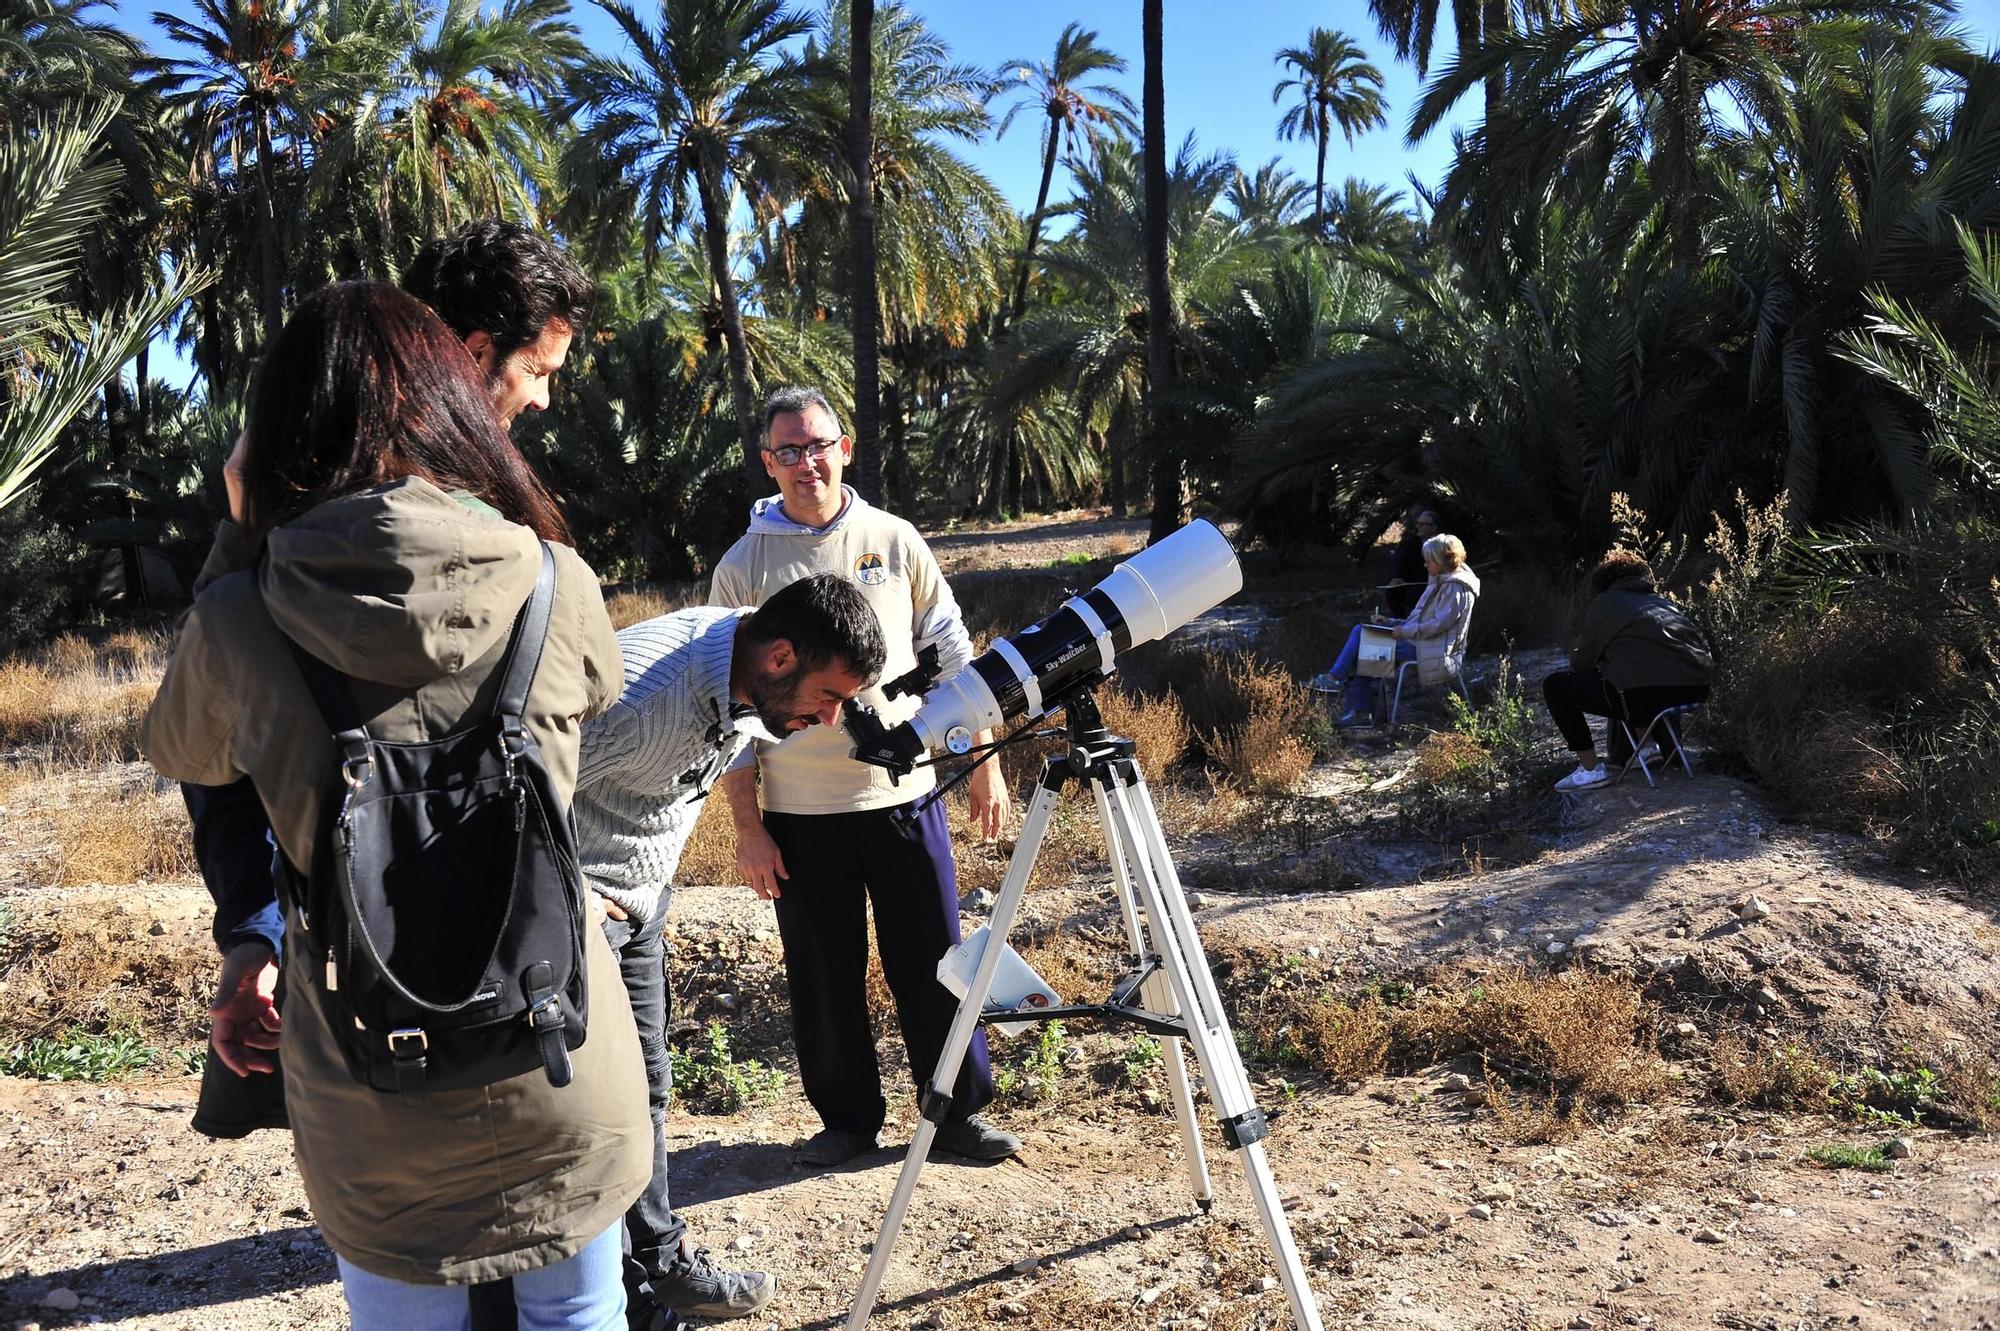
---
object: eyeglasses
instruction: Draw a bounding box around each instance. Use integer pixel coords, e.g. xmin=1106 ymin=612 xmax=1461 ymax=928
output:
xmin=764 ymin=438 xmax=843 ymax=468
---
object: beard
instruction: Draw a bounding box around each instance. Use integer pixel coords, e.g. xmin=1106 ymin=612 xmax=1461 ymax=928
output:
xmin=744 ymin=666 xmax=812 ymax=734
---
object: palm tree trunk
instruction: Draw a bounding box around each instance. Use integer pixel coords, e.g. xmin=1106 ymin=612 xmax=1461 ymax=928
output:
xmin=884 ymin=375 xmax=910 ymax=511
xmin=695 ymin=164 xmax=766 ymax=496
xmin=1314 ymin=113 xmax=1328 ymax=237
xmin=253 ymin=108 xmax=284 ymax=339
xmin=848 ymin=0 xmax=884 ymax=503
xmin=1011 ymin=112 xmax=1063 ymax=321
xmin=1142 ymin=0 xmax=1187 ymax=545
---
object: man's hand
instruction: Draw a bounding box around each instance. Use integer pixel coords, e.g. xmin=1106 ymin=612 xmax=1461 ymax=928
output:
xmin=209 ymin=941 xmax=280 ymax=1077
xmin=222 ymin=432 xmax=250 ymax=525
xmin=966 ymin=733 xmax=1010 ymax=840
xmin=719 ymin=765 xmax=787 ymax=900
xmin=734 ymin=817 xmax=790 ymax=901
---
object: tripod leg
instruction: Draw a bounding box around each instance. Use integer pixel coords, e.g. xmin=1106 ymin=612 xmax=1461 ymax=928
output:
xmin=844 ymin=773 xmax=1066 ymax=1331
xmin=1091 ymin=779 xmax=1213 ymax=1208
xmin=1098 ymin=770 xmax=1326 ymax=1331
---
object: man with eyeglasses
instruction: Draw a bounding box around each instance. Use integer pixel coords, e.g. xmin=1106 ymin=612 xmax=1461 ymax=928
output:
xmin=709 ymin=385 xmax=1022 ymax=1168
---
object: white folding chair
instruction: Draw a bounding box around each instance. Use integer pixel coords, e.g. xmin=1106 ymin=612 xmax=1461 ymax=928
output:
xmin=1615 ymin=702 xmax=1704 ymax=787
xmin=1387 ymin=657 xmax=1472 ymax=729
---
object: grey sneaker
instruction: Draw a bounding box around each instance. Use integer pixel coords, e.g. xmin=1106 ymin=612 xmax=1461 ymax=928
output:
xmin=650 ymin=1244 xmax=775 ymax=1321
xmin=798 ymin=1126 xmax=882 ymax=1167
xmin=933 ymin=1114 xmax=1022 ymax=1161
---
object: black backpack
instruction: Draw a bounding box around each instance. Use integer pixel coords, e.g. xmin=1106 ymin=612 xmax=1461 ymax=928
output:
xmin=281 ymin=543 xmax=588 ymax=1105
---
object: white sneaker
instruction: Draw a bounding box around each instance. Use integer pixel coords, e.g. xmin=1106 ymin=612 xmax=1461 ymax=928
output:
xmin=1632 ymin=741 xmax=1662 ymax=767
xmin=1554 ymin=763 xmax=1612 ymax=793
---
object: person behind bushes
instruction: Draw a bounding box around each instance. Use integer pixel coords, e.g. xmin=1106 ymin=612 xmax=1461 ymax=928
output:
xmin=1544 ymin=550 xmax=1714 ymax=793
xmin=1309 ymin=534 xmax=1481 ymax=725
xmin=141 ymin=281 xmax=650 ymax=1330
xmin=1384 ymin=507 xmax=1440 ymax=619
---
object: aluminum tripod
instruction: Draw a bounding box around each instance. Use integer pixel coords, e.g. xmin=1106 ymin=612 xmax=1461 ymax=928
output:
xmin=843 ymin=690 xmax=1325 ymax=1331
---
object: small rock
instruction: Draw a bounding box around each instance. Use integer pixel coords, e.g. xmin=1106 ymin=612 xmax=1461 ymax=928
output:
xmin=1137 ymin=1286 xmax=1165 ymax=1307
xmin=1255 ymin=1275 xmax=1280 ymax=1293
xmin=1674 ymin=1021 xmax=1698 ymax=1037
xmin=1476 ymin=1182 xmax=1516 ymax=1203
xmin=1442 ymin=1073 xmax=1474 ymax=1093
xmin=732 ymin=1234 xmax=756 ymax=1251
xmin=148 ymin=920 xmax=168 ymax=936
xmin=1737 ymin=895 xmax=1772 ymax=921
xmin=1482 ymin=926 xmax=1508 ymax=945
xmin=1691 ymin=1227 xmax=1727 ymax=1244
xmin=1868 ymin=1187 xmax=1886 ymax=1199
xmin=1320 ymin=1180 xmax=1343 ymax=1196
xmin=40 ymin=1291 xmax=79 ymax=1313
xmin=1571 ymin=1316 xmax=1596 ymax=1330
xmin=999 ymin=1300 xmax=1029 ymax=1318
xmin=1547 ymin=941 xmax=1567 ymax=956
xmin=714 ymin=992 xmax=738 ymax=1010
xmin=1010 ymin=1257 xmax=1039 ymax=1275
xmin=1749 ymin=985 xmax=1781 ymax=1007
xmin=1188 ymin=893 xmax=1212 ymax=910
xmin=1467 ymin=1204 xmax=1493 ymax=1221
xmin=12 ymin=1321 xmax=44 ymax=1331
xmin=1888 ymin=1137 xmax=1914 ymax=1160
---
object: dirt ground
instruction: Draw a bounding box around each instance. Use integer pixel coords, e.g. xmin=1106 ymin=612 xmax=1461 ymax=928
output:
xmin=3 ymin=512 xmax=1998 ymax=1331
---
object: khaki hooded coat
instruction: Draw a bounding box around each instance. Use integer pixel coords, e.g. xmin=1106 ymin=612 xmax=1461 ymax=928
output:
xmin=142 ymin=477 xmax=650 ymax=1285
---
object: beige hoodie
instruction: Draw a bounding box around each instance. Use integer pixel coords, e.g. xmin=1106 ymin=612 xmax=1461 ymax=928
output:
xmin=142 ymin=478 xmax=649 ymax=1284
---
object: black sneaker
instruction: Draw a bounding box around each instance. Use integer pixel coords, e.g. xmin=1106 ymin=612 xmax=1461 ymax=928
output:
xmin=650 ymin=1245 xmax=775 ymax=1321
xmin=933 ymin=1114 xmax=1022 ymax=1162
xmin=797 ymin=1126 xmax=882 ymax=1167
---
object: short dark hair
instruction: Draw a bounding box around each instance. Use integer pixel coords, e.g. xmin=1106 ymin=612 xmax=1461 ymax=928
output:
xmin=401 ymin=220 xmax=595 ymax=357
xmin=761 ymin=385 xmax=842 ymax=443
xmin=1590 ymin=549 xmax=1654 ymax=594
xmin=242 ymin=282 xmax=568 ymax=544
xmin=740 ymin=574 xmax=886 ymax=684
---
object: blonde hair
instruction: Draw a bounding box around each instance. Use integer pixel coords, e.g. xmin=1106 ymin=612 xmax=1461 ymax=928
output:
xmin=1422 ymin=533 xmax=1466 ymax=571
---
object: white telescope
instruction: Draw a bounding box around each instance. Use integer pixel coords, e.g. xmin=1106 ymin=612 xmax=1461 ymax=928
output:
xmin=847 ymin=519 xmax=1242 ymax=775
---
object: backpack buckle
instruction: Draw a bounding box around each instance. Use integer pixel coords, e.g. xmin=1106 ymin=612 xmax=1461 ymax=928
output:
xmin=342 ymin=756 xmax=374 ymax=789
xmin=388 ymin=1027 xmax=428 ymax=1107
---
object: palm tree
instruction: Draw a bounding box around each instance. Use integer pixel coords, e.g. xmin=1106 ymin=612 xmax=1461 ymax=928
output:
xmin=566 ymin=0 xmax=827 ymax=491
xmin=1 ymin=100 xmax=207 ymax=511
xmin=1324 ymin=177 xmax=1419 ymax=250
xmin=1224 ymin=157 xmax=1311 ymax=236
xmin=1141 ymin=0 xmax=1183 ymax=542
xmin=0 ymin=0 xmax=144 ymax=130
xmin=154 ymin=0 xmax=335 ymax=338
xmin=993 ymin=22 xmax=1135 ymax=321
xmin=1271 ymin=27 xmax=1386 ymax=237
xmin=847 ymin=0 xmax=880 ymax=501
xmin=1368 ymin=0 xmax=1539 ymax=121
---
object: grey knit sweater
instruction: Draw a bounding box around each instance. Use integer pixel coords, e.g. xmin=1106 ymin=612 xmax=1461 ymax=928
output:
xmin=574 ymin=606 xmax=776 ymax=923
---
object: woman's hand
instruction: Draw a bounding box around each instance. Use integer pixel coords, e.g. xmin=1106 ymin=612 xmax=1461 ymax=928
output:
xmin=209 ymin=940 xmax=281 ymax=1077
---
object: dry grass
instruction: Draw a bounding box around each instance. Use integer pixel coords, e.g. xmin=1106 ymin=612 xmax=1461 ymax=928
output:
xmin=603 ymin=583 xmax=705 ymax=631
xmin=1294 ymin=996 xmax=1393 ymax=1087
xmin=0 ymin=632 xmax=165 ymax=769
xmin=1407 ymin=730 xmax=1492 ymax=791
xmin=676 ymin=794 xmax=741 ymax=887
xmin=32 ymin=783 xmax=200 ymax=887
xmin=0 ymin=906 xmax=213 ymax=1048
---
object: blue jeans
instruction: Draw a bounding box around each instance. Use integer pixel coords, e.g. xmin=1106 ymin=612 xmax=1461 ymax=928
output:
xmin=1325 ymin=624 xmax=1415 ymax=711
xmin=337 ymin=1223 xmax=625 ymax=1331
xmin=600 ymin=907 xmax=686 ymax=1302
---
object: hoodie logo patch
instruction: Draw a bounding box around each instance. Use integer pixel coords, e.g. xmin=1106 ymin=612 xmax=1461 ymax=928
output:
xmin=854 ymin=552 xmax=887 ymax=586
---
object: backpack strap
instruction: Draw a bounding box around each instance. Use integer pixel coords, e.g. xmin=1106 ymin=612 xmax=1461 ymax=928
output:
xmin=493 ymin=542 xmax=559 ymax=759
xmin=283 ymin=637 xmax=374 ymax=788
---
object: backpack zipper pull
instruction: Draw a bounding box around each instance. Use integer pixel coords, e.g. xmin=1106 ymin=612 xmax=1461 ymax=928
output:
xmin=324 ymin=946 xmax=339 ymax=992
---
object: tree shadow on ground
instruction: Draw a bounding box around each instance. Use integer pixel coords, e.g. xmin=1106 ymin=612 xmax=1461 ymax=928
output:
xmin=0 ymin=1226 xmax=334 ymax=1321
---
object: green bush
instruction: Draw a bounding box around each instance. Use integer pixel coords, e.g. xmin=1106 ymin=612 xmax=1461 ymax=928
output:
xmin=0 ymin=500 xmax=91 ymax=652
xmin=3 ymin=1028 xmax=156 ymax=1081
xmin=669 ymin=1020 xmax=786 ymax=1113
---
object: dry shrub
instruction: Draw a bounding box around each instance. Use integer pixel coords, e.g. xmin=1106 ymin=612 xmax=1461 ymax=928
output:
xmin=1711 ymin=1031 xmax=1836 ymax=1109
xmin=1096 ymin=683 xmax=1190 ymax=787
xmin=1462 ymin=969 xmax=1666 ymax=1107
xmin=1271 ymin=601 xmax=1350 ymax=679
xmin=1407 ymin=730 xmax=1492 ymax=791
xmin=1294 ymin=997 xmax=1392 ymax=1086
xmin=0 ymin=764 xmax=26 ymax=801
xmin=675 ymin=795 xmax=740 ymax=886
xmin=1015 ymin=930 xmax=1107 ymax=1005
xmin=37 ymin=785 xmax=199 ymax=886
xmin=1484 ymin=1078 xmax=1576 ymax=1145
xmin=101 ymin=628 xmax=169 ymax=678
xmin=1176 ymin=652 xmax=1317 ymax=793
xmin=0 ymin=908 xmax=213 ymax=1047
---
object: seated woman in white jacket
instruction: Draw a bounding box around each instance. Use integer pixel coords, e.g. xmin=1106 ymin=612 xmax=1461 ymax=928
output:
xmin=1309 ymin=534 xmax=1482 ymax=725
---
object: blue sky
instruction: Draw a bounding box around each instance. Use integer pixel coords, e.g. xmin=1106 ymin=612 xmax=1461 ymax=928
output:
xmin=104 ymin=0 xmax=2000 ymax=389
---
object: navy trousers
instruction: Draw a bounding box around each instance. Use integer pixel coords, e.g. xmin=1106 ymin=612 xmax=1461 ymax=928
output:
xmin=763 ymin=799 xmax=994 ymax=1135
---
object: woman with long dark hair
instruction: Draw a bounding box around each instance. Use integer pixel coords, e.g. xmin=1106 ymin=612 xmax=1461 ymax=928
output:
xmin=143 ymin=282 xmax=648 ymax=1330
